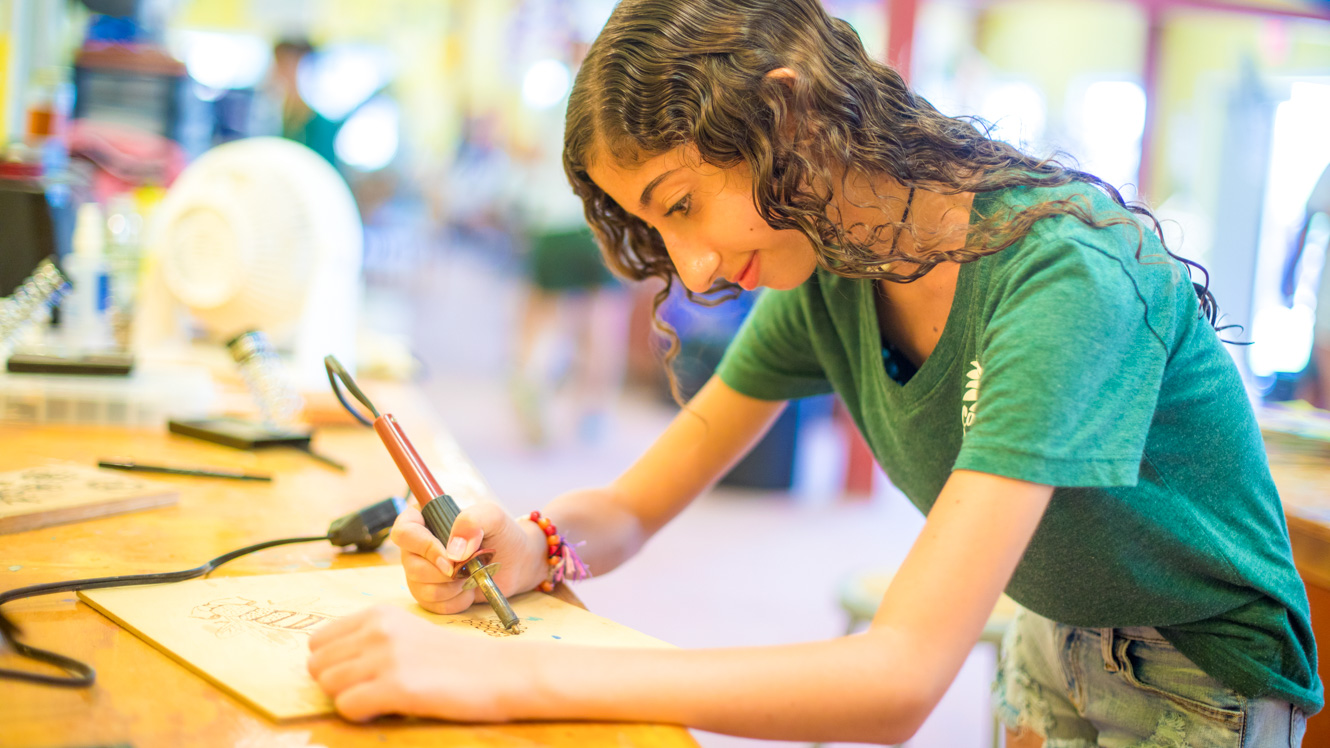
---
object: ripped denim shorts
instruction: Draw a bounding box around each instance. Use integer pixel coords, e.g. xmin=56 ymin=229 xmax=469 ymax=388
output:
xmin=992 ymin=605 xmax=1307 ymax=748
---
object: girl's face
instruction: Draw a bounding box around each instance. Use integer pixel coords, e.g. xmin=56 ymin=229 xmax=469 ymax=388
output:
xmin=587 ymin=144 xmax=820 ymax=294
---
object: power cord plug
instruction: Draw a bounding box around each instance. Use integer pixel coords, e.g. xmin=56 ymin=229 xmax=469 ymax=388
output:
xmin=2 ymin=496 xmax=406 ymax=687
xmin=328 ymin=496 xmax=404 ymax=551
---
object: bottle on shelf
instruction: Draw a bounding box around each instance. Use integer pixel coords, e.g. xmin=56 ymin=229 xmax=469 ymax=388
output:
xmin=59 ymin=202 xmax=112 ymax=351
xmin=105 ymin=193 xmax=144 ymax=348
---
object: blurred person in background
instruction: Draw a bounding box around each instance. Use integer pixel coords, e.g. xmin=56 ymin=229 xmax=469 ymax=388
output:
xmin=269 ymin=38 xmax=341 ymax=166
xmin=308 ymin=1 xmax=1319 ymax=745
xmin=436 ymin=111 xmax=519 ymax=255
xmin=1281 ymin=161 xmax=1330 ymax=409
xmin=510 ymin=136 xmax=627 ymax=447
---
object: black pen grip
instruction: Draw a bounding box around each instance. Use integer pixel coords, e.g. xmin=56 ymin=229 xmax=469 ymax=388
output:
xmin=420 ymin=494 xmax=462 ymax=543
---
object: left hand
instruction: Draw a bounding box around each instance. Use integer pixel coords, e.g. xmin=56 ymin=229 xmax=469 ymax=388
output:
xmin=307 ymin=604 xmax=538 ymax=723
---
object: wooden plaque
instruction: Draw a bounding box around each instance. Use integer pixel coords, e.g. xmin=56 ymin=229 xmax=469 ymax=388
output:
xmin=81 ymin=565 xmax=671 ymax=721
xmin=0 ymin=464 xmax=178 ymax=534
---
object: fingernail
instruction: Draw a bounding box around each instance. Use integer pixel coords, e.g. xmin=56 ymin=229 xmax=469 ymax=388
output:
xmin=446 ymin=536 xmax=466 ymax=560
xmin=436 ymin=558 xmax=454 ymax=576
xmin=462 ymin=535 xmax=480 ymax=560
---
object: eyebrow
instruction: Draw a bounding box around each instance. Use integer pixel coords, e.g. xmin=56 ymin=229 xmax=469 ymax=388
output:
xmin=638 ymin=168 xmax=681 ymax=209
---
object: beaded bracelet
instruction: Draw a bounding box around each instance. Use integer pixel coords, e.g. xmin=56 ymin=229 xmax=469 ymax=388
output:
xmin=528 ymin=510 xmax=591 ymax=592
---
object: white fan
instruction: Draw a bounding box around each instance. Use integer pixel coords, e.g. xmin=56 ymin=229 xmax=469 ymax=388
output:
xmin=135 ymin=137 xmax=362 ymax=382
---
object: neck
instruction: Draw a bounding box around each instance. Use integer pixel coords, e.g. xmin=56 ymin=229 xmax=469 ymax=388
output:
xmin=831 ymin=171 xmax=974 ymax=262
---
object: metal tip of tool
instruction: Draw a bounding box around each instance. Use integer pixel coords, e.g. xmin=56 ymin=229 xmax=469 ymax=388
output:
xmin=462 ymin=558 xmax=522 ymax=632
xmin=479 ymin=575 xmax=521 ymax=631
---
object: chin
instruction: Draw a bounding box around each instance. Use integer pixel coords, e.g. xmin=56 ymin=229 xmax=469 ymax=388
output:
xmin=766 ymin=266 xmax=817 ymax=291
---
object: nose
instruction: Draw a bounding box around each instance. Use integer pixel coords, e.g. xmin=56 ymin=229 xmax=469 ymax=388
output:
xmin=662 ymin=235 xmax=721 ymax=294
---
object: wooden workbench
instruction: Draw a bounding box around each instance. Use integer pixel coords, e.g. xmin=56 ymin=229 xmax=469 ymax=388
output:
xmin=0 ymin=395 xmax=697 ymax=748
xmin=8 ymin=384 xmax=1326 ymax=748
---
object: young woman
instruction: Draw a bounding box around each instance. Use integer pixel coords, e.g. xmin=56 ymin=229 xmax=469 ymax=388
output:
xmin=307 ymin=1 xmax=1321 ymax=744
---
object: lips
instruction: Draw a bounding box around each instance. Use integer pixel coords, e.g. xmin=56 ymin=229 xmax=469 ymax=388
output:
xmin=735 ymin=252 xmax=760 ymax=291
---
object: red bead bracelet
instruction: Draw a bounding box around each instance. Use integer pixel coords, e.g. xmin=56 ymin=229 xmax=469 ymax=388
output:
xmin=528 ymin=510 xmax=591 ymax=592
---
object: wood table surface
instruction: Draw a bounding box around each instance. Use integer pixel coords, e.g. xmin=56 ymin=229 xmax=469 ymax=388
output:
xmin=0 ymin=391 xmax=697 ymax=748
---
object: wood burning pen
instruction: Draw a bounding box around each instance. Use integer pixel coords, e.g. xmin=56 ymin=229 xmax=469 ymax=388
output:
xmin=323 ymin=356 xmax=520 ymax=631
xmin=374 ymin=415 xmax=520 ymax=630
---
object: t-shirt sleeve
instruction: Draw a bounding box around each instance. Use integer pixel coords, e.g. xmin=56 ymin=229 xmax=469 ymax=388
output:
xmin=716 ymin=287 xmax=834 ymax=401
xmin=953 ymin=233 xmax=1177 ymax=487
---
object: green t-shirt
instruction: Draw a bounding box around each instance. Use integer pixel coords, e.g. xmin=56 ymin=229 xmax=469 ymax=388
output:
xmin=716 ymin=181 xmax=1323 ymax=713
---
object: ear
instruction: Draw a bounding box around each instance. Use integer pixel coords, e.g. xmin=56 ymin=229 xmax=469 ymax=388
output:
xmin=764 ymin=67 xmax=798 ymax=87
xmin=763 ymin=67 xmax=800 ymax=142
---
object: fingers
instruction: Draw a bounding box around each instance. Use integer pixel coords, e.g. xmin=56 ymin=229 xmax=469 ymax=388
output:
xmin=405 ymin=576 xmax=477 ymax=615
xmin=392 ymin=501 xmax=521 ymax=612
xmin=402 ymin=548 xmax=453 ymax=584
xmin=308 ymin=615 xmax=375 ymax=673
xmin=395 ymin=513 xmax=474 ymax=612
xmin=306 ymin=605 xmax=457 ymax=723
xmin=307 ymin=604 xmax=515 ymax=724
xmin=309 ymin=608 xmax=368 ymax=650
xmin=335 ymin=679 xmax=403 ymax=723
xmin=390 ymin=505 xmax=453 ymax=575
xmin=444 ymin=506 xmax=498 ymax=564
xmin=307 ymin=609 xmax=374 ymax=690
xmin=306 ymin=606 xmax=403 ymax=723
xmin=311 ymin=649 xmax=380 ymax=698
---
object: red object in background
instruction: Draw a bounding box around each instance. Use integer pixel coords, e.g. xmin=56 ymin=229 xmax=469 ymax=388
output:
xmin=71 ymin=41 xmax=190 ymax=202
xmin=837 ymin=399 xmax=876 ymax=500
xmin=886 ymin=0 xmax=919 ymax=82
xmin=67 ymin=120 xmax=185 ymax=203
xmin=0 ymin=161 xmax=43 ymax=180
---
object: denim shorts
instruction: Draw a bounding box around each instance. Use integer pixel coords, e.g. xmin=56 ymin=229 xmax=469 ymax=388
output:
xmin=993 ymin=605 xmax=1307 ymax=747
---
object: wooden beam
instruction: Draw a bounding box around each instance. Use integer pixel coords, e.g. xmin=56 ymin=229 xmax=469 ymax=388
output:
xmin=886 ymin=0 xmax=921 ymax=81
xmin=1138 ymin=5 xmax=1164 ymax=200
xmin=976 ymin=0 xmax=1330 ymax=23
xmin=1135 ymin=0 xmax=1330 ymax=23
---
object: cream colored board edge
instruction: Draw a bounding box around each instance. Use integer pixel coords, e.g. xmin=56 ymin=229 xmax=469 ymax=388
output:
xmin=80 ymin=565 xmax=673 ymax=722
xmin=0 ymin=491 xmax=178 ymax=534
xmin=78 ymin=586 xmax=294 ymax=721
xmin=0 ymin=464 xmax=179 ymax=533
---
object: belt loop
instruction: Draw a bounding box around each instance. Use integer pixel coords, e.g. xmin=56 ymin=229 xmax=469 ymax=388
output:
xmin=1101 ymin=628 xmax=1119 ymax=673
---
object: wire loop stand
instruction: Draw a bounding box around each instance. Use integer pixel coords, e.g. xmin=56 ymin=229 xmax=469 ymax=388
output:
xmin=227 ymin=330 xmax=304 ymax=426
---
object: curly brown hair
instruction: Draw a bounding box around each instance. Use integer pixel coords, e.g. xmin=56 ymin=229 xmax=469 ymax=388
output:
xmin=563 ymin=0 xmax=1217 ymax=402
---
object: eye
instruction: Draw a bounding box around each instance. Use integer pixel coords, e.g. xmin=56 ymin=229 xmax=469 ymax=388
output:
xmin=664 ymin=194 xmax=691 ymax=218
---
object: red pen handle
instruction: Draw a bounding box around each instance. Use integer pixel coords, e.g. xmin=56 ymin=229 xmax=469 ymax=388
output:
xmin=373 ymin=414 xmax=443 ymax=505
xmin=370 ymin=412 xmax=521 ymax=630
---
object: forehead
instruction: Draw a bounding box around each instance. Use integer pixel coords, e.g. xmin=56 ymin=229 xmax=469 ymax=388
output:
xmin=586 ymin=143 xmax=701 ymax=213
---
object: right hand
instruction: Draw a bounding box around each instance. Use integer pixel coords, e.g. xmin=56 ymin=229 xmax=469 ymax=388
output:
xmin=390 ymin=500 xmax=545 ymax=614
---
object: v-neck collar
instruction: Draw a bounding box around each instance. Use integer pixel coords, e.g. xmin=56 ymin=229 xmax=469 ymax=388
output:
xmin=859 ymin=190 xmax=995 ymax=405
xmin=862 ymin=260 xmax=974 ymax=400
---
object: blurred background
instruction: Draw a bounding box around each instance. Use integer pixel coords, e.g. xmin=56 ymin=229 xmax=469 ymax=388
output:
xmin=1 ymin=0 xmax=1328 ymax=746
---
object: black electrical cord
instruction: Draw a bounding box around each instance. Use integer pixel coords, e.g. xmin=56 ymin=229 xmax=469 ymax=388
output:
xmin=324 ymin=355 xmax=380 ymax=427
xmin=3 ymin=360 xmax=398 ymax=689
xmin=0 ymin=533 xmax=329 ymax=687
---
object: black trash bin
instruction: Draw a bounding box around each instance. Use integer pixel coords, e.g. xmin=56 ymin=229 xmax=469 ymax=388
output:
xmin=672 ymin=335 xmax=804 ymax=491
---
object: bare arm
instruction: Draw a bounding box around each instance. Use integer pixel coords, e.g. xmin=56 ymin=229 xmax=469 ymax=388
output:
xmin=312 ymin=469 xmax=1053 ymax=743
xmin=519 ymin=470 xmax=1052 ymax=743
xmin=389 ymin=375 xmax=788 ymax=609
xmin=540 ymin=375 xmax=788 ymax=575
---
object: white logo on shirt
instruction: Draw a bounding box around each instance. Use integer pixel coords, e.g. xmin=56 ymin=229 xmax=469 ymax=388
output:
xmin=962 ymin=360 xmax=981 ymax=433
